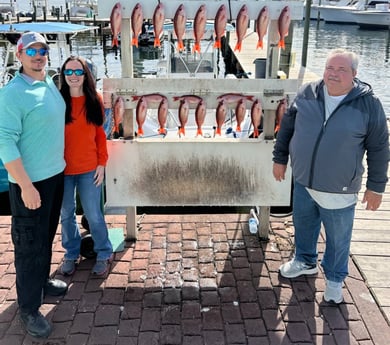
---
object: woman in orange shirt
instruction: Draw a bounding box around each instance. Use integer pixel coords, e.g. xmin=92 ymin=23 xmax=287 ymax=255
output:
xmin=59 ymin=55 xmax=113 ymax=276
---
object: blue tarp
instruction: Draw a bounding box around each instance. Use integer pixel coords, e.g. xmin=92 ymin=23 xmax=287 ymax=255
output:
xmin=0 ymin=22 xmax=97 ymax=34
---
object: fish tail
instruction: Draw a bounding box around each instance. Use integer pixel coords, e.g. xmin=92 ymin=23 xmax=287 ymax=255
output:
xmin=214 ymin=39 xmax=221 ymax=49
xmin=179 ymin=127 xmax=185 ymax=135
xmin=253 ymin=129 xmax=259 ymax=138
xmin=193 ymin=43 xmax=201 ymax=54
xmin=154 ymin=37 xmax=161 ymax=48
xmin=257 ymin=40 xmax=263 ymax=49
xmin=131 ymin=37 xmax=138 ymax=47
xmin=158 ymin=127 xmax=166 ymax=135
xmin=234 ymin=42 xmax=242 ymax=52
xmin=278 ymin=39 xmax=285 ymax=49
xmin=196 ymin=128 xmax=203 ymax=136
xmin=137 ymin=127 xmax=144 ymax=136
xmin=177 ymin=41 xmax=184 ymax=51
xmin=112 ymin=37 xmax=119 ymax=48
xmin=236 ymin=125 xmax=241 ymax=132
xmin=132 ymin=96 xmax=140 ymax=101
xmin=215 ymin=127 xmax=222 ymax=136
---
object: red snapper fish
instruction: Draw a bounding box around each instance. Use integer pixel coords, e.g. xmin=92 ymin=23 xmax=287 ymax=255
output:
xmin=136 ymin=96 xmax=147 ymax=137
xmin=153 ymin=2 xmax=164 ymax=48
xmin=110 ymin=2 xmax=121 ymax=48
xmin=274 ymin=98 xmax=287 ymax=135
xmin=131 ymin=3 xmax=143 ymax=48
xmin=158 ymin=97 xmax=168 ymax=135
xmin=217 ymin=93 xmax=254 ymax=104
xmin=193 ymin=4 xmax=207 ymax=54
xmin=278 ymin=6 xmax=291 ymax=50
xmin=195 ymin=99 xmax=206 ymax=137
xmin=173 ymin=94 xmax=202 ymax=104
xmin=256 ymin=6 xmax=270 ymax=49
xmin=251 ymin=99 xmax=263 ymax=138
xmin=214 ymin=4 xmax=227 ymax=49
xmin=178 ymin=99 xmax=189 ymax=136
xmin=173 ymin=4 xmax=186 ymax=52
xmin=113 ymin=95 xmax=124 ymax=135
xmin=132 ymin=93 xmax=166 ymax=104
xmin=215 ymin=100 xmax=227 ymax=136
xmin=234 ymin=5 xmax=249 ymax=52
xmin=235 ymin=98 xmax=246 ymax=132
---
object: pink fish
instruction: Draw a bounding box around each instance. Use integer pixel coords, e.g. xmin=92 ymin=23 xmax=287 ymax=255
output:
xmin=217 ymin=93 xmax=254 ymax=104
xmin=235 ymin=98 xmax=246 ymax=132
xmin=110 ymin=2 xmax=121 ymax=48
xmin=113 ymin=95 xmax=124 ymax=134
xmin=178 ymin=99 xmax=189 ymax=136
xmin=131 ymin=3 xmax=143 ymax=48
xmin=136 ymin=96 xmax=147 ymax=137
xmin=195 ymin=99 xmax=206 ymax=137
xmin=275 ymin=98 xmax=287 ymax=135
xmin=278 ymin=6 xmax=291 ymax=50
xmin=215 ymin=100 xmax=227 ymax=136
xmin=153 ymin=2 xmax=164 ymax=48
xmin=173 ymin=94 xmax=203 ymax=104
xmin=251 ymin=99 xmax=263 ymax=138
xmin=158 ymin=97 xmax=168 ymax=135
xmin=256 ymin=6 xmax=270 ymax=49
xmin=173 ymin=4 xmax=186 ymax=52
xmin=132 ymin=93 xmax=166 ymax=104
xmin=214 ymin=4 xmax=227 ymax=49
xmin=234 ymin=5 xmax=249 ymax=52
xmin=193 ymin=4 xmax=207 ymax=54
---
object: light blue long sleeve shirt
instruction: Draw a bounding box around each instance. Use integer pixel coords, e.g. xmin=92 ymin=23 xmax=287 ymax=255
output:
xmin=0 ymin=71 xmax=66 ymax=183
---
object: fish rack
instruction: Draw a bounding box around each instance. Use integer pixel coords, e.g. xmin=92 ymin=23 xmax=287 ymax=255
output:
xmin=98 ymin=0 xmax=303 ymax=240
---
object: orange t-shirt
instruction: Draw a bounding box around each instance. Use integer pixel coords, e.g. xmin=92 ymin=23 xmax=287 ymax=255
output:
xmin=64 ymin=95 xmax=108 ymax=175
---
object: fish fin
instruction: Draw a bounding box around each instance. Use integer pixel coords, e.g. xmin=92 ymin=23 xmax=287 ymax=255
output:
xmin=193 ymin=43 xmax=201 ymax=54
xmin=253 ymin=129 xmax=259 ymax=138
xmin=177 ymin=41 xmax=184 ymax=51
xmin=257 ymin=40 xmax=263 ymax=49
xmin=234 ymin=42 xmax=242 ymax=52
xmin=179 ymin=127 xmax=185 ymax=135
xmin=131 ymin=37 xmax=138 ymax=47
xmin=158 ymin=127 xmax=166 ymax=135
xmin=196 ymin=128 xmax=203 ymax=136
xmin=154 ymin=37 xmax=161 ymax=48
xmin=132 ymin=96 xmax=140 ymax=101
xmin=278 ymin=39 xmax=285 ymax=49
xmin=137 ymin=127 xmax=144 ymax=136
xmin=172 ymin=96 xmax=180 ymax=102
xmin=214 ymin=39 xmax=221 ymax=49
xmin=236 ymin=125 xmax=241 ymax=132
xmin=112 ymin=37 xmax=119 ymax=48
xmin=215 ymin=127 xmax=222 ymax=136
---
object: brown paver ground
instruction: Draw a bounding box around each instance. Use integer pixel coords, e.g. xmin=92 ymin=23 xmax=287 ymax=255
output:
xmin=0 ymin=213 xmax=389 ymax=345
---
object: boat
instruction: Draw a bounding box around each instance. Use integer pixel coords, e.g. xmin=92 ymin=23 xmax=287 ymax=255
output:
xmin=68 ymin=0 xmax=98 ymax=17
xmin=348 ymin=2 xmax=390 ymax=28
xmin=0 ymin=1 xmax=16 ymax=17
xmin=0 ymin=22 xmax=99 ymax=198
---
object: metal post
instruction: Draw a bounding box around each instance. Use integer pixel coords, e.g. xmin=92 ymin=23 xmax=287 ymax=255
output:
xmin=302 ymin=0 xmax=312 ymax=67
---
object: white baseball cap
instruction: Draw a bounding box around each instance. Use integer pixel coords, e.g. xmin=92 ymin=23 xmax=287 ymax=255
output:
xmin=16 ymin=31 xmax=49 ymax=52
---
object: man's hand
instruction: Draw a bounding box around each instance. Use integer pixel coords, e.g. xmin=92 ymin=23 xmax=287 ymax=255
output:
xmin=362 ymin=189 xmax=382 ymax=211
xmin=273 ymin=163 xmax=287 ymax=182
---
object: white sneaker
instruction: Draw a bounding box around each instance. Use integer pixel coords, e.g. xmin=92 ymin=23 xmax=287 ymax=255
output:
xmin=324 ymin=280 xmax=343 ymax=304
xmin=279 ymin=258 xmax=318 ymax=278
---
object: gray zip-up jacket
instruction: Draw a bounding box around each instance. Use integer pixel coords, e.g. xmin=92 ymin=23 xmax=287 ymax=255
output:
xmin=273 ymin=78 xmax=389 ymax=194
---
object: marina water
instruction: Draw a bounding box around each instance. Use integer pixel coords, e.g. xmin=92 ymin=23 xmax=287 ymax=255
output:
xmin=3 ymin=2 xmax=390 ymax=116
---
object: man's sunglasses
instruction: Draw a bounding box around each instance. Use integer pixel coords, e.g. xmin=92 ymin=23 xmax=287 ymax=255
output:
xmin=64 ymin=69 xmax=85 ymax=76
xmin=23 ymin=47 xmax=49 ymax=57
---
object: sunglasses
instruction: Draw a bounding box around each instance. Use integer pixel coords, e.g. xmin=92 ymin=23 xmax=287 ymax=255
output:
xmin=64 ymin=69 xmax=85 ymax=76
xmin=23 ymin=47 xmax=49 ymax=57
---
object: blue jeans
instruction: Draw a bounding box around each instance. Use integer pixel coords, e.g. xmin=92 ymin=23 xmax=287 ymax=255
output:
xmin=292 ymin=182 xmax=355 ymax=282
xmin=61 ymin=171 xmax=112 ymax=261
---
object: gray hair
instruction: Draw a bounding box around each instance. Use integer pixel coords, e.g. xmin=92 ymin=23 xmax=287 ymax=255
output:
xmin=326 ymin=48 xmax=359 ymax=72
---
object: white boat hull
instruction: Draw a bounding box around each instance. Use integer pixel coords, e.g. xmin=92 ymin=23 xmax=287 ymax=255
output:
xmin=350 ymin=10 xmax=390 ymax=29
xmin=318 ymin=5 xmax=358 ymax=23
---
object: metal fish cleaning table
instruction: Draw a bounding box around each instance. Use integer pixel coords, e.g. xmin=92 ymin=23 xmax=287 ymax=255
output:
xmin=98 ymin=0 xmax=303 ymax=240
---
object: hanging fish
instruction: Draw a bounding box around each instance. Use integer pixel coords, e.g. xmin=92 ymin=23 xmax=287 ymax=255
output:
xmin=131 ymin=2 xmax=143 ymax=48
xmin=157 ymin=97 xmax=168 ymax=135
xmin=193 ymin=4 xmax=207 ymax=54
xmin=152 ymin=2 xmax=165 ymax=48
xmin=173 ymin=4 xmax=186 ymax=52
xmin=132 ymin=93 xmax=166 ymax=104
xmin=178 ymin=98 xmax=189 ymax=136
xmin=278 ymin=6 xmax=291 ymax=50
xmin=136 ymin=96 xmax=147 ymax=137
xmin=217 ymin=93 xmax=254 ymax=104
xmin=274 ymin=98 xmax=287 ymax=136
xmin=251 ymin=99 xmax=263 ymax=138
xmin=215 ymin=100 xmax=227 ymax=136
xmin=173 ymin=94 xmax=203 ymax=104
xmin=235 ymin=98 xmax=246 ymax=132
xmin=256 ymin=6 xmax=270 ymax=49
xmin=214 ymin=4 xmax=227 ymax=49
xmin=113 ymin=95 xmax=124 ymax=136
xmin=195 ymin=99 xmax=206 ymax=137
xmin=110 ymin=2 xmax=121 ymax=48
xmin=234 ymin=5 xmax=249 ymax=52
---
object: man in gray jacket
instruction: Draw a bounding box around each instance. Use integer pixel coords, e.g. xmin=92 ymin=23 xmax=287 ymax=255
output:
xmin=272 ymin=48 xmax=389 ymax=304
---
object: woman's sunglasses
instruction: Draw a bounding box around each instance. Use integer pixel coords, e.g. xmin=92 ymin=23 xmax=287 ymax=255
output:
xmin=23 ymin=47 xmax=49 ymax=57
xmin=64 ymin=69 xmax=85 ymax=76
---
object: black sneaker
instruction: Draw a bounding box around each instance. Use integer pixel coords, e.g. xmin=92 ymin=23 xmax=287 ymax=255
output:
xmin=20 ymin=311 xmax=52 ymax=338
xmin=44 ymin=278 xmax=68 ymax=296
